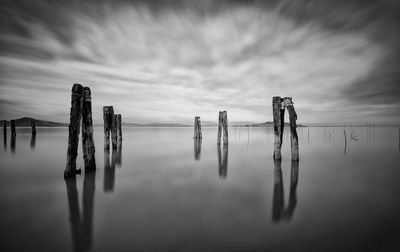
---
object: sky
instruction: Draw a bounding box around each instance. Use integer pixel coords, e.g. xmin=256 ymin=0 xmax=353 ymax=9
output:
xmin=0 ymin=0 xmax=399 ymax=124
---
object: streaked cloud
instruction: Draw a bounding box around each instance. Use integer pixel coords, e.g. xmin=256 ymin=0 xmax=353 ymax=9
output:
xmin=0 ymin=0 xmax=399 ymax=124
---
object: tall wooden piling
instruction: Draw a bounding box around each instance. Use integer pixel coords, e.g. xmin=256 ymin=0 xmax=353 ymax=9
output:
xmin=116 ymin=114 xmax=122 ymax=142
xmin=272 ymin=97 xmax=284 ymax=160
xmin=31 ymin=119 xmax=36 ymax=135
xmin=111 ymin=115 xmax=118 ymax=149
xmin=222 ymin=111 xmax=228 ymax=145
xmin=103 ymin=106 xmax=114 ymax=149
xmin=65 ymin=84 xmax=84 ymax=178
xmin=82 ymin=87 xmax=96 ymax=171
xmin=217 ymin=111 xmax=223 ymax=145
xmin=10 ymin=120 xmax=16 ymax=137
xmin=286 ymin=98 xmax=299 ymax=161
xmin=194 ymin=116 xmax=202 ymax=139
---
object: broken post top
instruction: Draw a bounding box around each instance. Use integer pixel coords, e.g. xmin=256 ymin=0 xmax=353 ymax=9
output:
xmin=83 ymin=87 xmax=91 ymax=101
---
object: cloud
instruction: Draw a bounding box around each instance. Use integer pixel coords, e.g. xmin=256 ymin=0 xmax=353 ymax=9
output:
xmin=0 ymin=0 xmax=399 ymax=124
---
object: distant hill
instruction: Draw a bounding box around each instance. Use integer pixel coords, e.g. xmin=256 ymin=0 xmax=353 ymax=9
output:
xmin=3 ymin=117 xmax=67 ymax=127
xmin=122 ymin=122 xmax=191 ymax=127
xmin=234 ymin=121 xmax=306 ymax=127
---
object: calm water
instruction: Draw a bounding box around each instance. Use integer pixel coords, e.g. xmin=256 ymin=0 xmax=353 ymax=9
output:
xmin=0 ymin=126 xmax=399 ymax=252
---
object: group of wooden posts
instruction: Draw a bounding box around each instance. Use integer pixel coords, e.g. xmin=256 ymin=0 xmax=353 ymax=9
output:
xmin=64 ymin=84 xmax=123 ymax=178
xmin=193 ymin=97 xmax=299 ymax=161
xmin=3 ymin=119 xmax=37 ymax=151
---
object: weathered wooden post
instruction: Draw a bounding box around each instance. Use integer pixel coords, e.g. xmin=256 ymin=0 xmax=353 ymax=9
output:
xmin=31 ymin=119 xmax=36 ymax=135
xmin=65 ymin=84 xmax=84 ymax=178
xmin=285 ymin=97 xmax=299 ymax=161
xmin=3 ymin=120 xmax=6 ymax=148
xmin=194 ymin=116 xmax=202 ymax=139
xmin=10 ymin=120 xmax=16 ymax=137
xmin=272 ymin=159 xmax=284 ymax=222
xmin=111 ymin=115 xmax=118 ymax=149
xmin=103 ymin=106 xmax=114 ymax=149
xmin=116 ymin=114 xmax=122 ymax=142
xmin=82 ymin=87 xmax=96 ymax=171
xmin=272 ymin=97 xmax=284 ymax=160
xmin=217 ymin=111 xmax=223 ymax=145
xmin=222 ymin=111 xmax=228 ymax=145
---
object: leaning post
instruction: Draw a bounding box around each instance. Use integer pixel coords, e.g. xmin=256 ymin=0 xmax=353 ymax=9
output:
xmin=65 ymin=84 xmax=84 ymax=178
xmin=82 ymin=87 xmax=96 ymax=171
xmin=272 ymin=97 xmax=284 ymax=160
xmin=285 ymin=97 xmax=299 ymax=161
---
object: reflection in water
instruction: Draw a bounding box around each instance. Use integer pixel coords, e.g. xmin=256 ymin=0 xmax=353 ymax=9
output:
xmin=65 ymin=171 xmax=96 ymax=252
xmin=194 ymin=138 xmax=202 ymax=161
xmin=10 ymin=135 xmax=15 ymax=153
xmin=272 ymin=160 xmax=299 ymax=222
xmin=30 ymin=133 xmax=36 ymax=150
xmin=103 ymin=149 xmax=115 ymax=192
xmin=116 ymin=142 xmax=122 ymax=166
xmin=217 ymin=144 xmax=228 ymax=178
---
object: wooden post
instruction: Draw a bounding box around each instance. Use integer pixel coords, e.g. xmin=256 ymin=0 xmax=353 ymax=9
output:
xmin=10 ymin=120 xmax=16 ymax=137
xmin=194 ymin=116 xmax=202 ymax=139
xmin=285 ymin=98 xmax=299 ymax=161
xmin=31 ymin=119 xmax=36 ymax=135
xmin=116 ymin=114 xmax=122 ymax=142
xmin=103 ymin=106 xmax=113 ymax=149
xmin=82 ymin=87 xmax=96 ymax=171
xmin=194 ymin=138 xmax=202 ymax=161
xmin=111 ymin=115 xmax=118 ymax=149
xmin=65 ymin=84 xmax=84 ymax=178
xmin=272 ymin=97 xmax=284 ymax=160
xmin=3 ymin=120 xmax=6 ymax=148
xmin=217 ymin=111 xmax=223 ymax=145
xmin=222 ymin=111 xmax=228 ymax=145
xmin=272 ymin=159 xmax=284 ymax=222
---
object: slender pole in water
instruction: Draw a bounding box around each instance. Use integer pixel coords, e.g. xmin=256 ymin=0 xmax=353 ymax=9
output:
xmin=286 ymin=98 xmax=299 ymax=161
xmin=343 ymin=130 xmax=347 ymax=155
xmin=103 ymin=106 xmax=113 ymax=149
xmin=116 ymin=114 xmax=122 ymax=143
xmin=65 ymin=84 xmax=84 ymax=178
xmin=194 ymin=116 xmax=202 ymax=139
xmin=82 ymin=87 xmax=96 ymax=171
xmin=222 ymin=111 xmax=228 ymax=145
xmin=272 ymin=97 xmax=284 ymax=160
xmin=217 ymin=111 xmax=223 ymax=145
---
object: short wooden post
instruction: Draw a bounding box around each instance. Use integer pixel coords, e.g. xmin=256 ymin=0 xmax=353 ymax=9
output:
xmin=65 ymin=84 xmax=84 ymax=178
xmin=103 ymin=106 xmax=114 ymax=149
xmin=116 ymin=114 xmax=122 ymax=142
xmin=3 ymin=120 xmax=6 ymax=148
xmin=31 ymin=119 xmax=36 ymax=135
xmin=194 ymin=116 xmax=202 ymax=139
xmin=103 ymin=149 xmax=115 ymax=192
xmin=217 ymin=111 xmax=223 ymax=145
xmin=285 ymin=98 xmax=299 ymax=161
xmin=272 ymin=97 xmax=284 ymax=160
xmin=272 ymin=159 xmax=284 ymax=222
xmin=222 ymin=111 xmax=228 ymax=145
xmin=194 ymin=138 xmax=202 ymax=161
xmin=10 ymin=120 xmax=16 ymax=137
xmin=82 ymin=87 xmax=96 ymax=171
xmin=111 ymin=115 xmax=118 ymax=149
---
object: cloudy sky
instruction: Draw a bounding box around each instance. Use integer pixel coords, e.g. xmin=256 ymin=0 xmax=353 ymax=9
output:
xmin=0 ymin=0 xmax=399 ymax=124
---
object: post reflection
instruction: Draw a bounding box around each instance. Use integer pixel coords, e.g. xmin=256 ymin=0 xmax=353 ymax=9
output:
xmin=65 ymin=171 xmax=96 ymax=252
xmin=116 ymin=142 xmax=122 ymax=166
xmin=217 ymin=144 xmax=228 ymax=178
xmin=10 ymin=134 xmax=15 ymax=153
xmin=194 ymin=138 xmax=202 ymax=161
xmin=3 ymin=132 xmax=6 ymax=149
xmin=272 ymin=160 xmax=299 ymax=222
xmin=103 ymin=149 xmax=115 ymax=192
xmin=30 ymin=133 xmax=36 ymax=150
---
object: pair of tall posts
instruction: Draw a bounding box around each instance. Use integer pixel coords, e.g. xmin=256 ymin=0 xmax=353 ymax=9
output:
xmin=65 ymin=84 xmax=96 ymax=178
xmin=103 ymin=106 xmax=122 ymax=149
xmin=272 ymin=96 xmax=299 ymax=161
